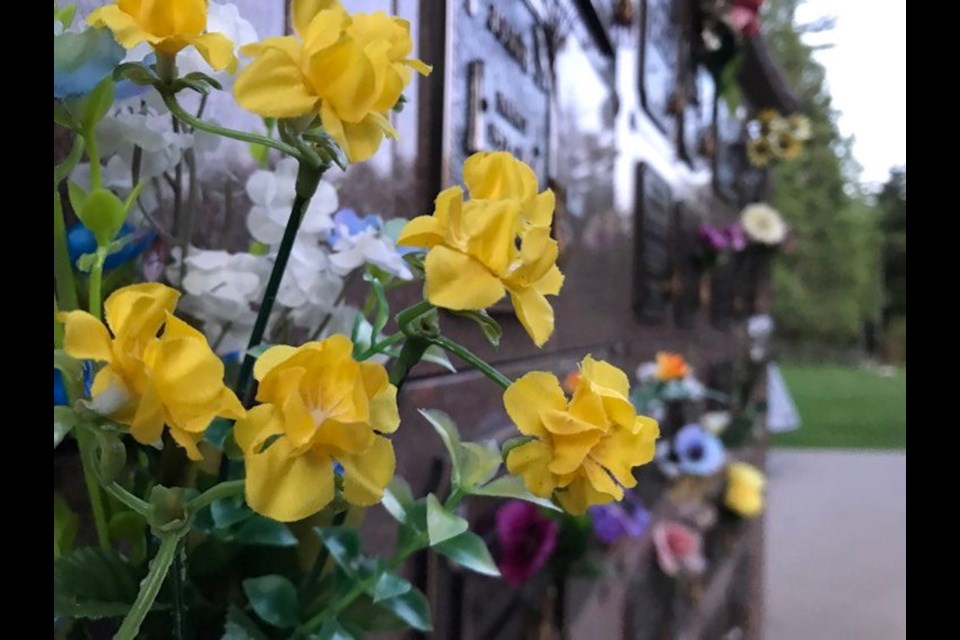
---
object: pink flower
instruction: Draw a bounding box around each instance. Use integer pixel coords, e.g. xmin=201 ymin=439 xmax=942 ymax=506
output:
xmin=652 ymin=521 xmax=706 ymax=577
xmin=728 ymin=0 xmax=765 ymax=36
xmin=495 ymin=500 xmax=559 ymax=587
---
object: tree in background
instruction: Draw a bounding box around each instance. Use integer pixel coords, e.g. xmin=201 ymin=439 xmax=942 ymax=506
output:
xmin=762 ymin=0 xmax=884 ymax=348
xmin=878 ymin=166 xmax=906 ymax=360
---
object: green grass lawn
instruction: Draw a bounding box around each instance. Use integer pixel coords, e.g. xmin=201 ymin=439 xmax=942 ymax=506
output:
xmin=771 ymin=365 xmax=906 ymax=450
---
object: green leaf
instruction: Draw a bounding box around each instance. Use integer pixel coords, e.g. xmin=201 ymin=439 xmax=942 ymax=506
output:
xmin=210 ymin=496 xmax=250 ymax=529
xmin=95 ymin=431 xmax=127 ymax=484
xmin=182 ymin=71 xmax=223 ymax=91
xmin=54 ymin=547 xmax=147 ymax=619
xmin=108 ymin=511 xmax=147 ymax=565
xmin=54 ymin=3 xmax=77 ymax=29
xmin=223 ymin=604 xmax=270 ymax=640
xmin=459 ymin=440 xmax=502 ymax=488
xmin=371 ymin=572 xmax=412 ymax=603
xmin=233 ymin=517 xmax=298 ymax=547
xmin=363 ymin=270 xmax=390 ymax=338
xmin=418 ymin=409 xmax=462 ymax=484
xmin=314 ymin=527 xmax=361 ymax=577
xmin=500 ymin=435 xmax=534 ymax=460
xmin=434 ymin=531 xmax=500 ymax=577
xmin=113 ymin=62 xmax=157 ymax=87
xmin=53 ymin=493 xmax=78 ymax=559
xmin=377 ymin=587 xmax=433 ymax=632
xmin=421 ymin=345 xmax=457 ymax=373
xmin=54 ymin=101 xmax=76 ymax=129
xmin=451 ymin=309 xmax=502 ymax=347
xmin=315 ymin=618 xmax=359 ymax=640
xmin=242 ymin=575 xmax=300 ymax=629
xmin=81 ymin=76 xmax=116 ymax=130
xmin=67 ymin=181 xmax=87 ymax=214
xmin=471 ymin=475 xmax=560 ymax=511
xmin=54 ymin=406 xmax=77 ymax=449
xmin=425 ymin=494 xmax=469 ymax=545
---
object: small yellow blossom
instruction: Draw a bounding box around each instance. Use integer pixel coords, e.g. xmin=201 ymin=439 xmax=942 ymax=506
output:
xmin=655 ymin=352 xmax=689 ymax=381
xmin=233 ymin=0 xmax=431 ymax=162
xmin=235 ymin=335 xmax=400 ymax=522
xmin=503 ymin=356 xmax=659 ymax=514
xmin=58 ymin=283 xmax=244 ymax=460
xmin=396 ymin=152 xmax=564 ymax=347
xmin=88 ymin=0 xmax=237 ymax=72
xmin=724 ymin=461 xmax=766 ymax=517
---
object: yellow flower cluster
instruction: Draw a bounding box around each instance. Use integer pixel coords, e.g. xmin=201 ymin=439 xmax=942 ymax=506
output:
xmin=59 ymin=284 xmax=244 ymax=460
xmin=233 ymin=0 xmax=431 ymax=162
xmin=747 ymin=109 xmax=811 ymax=168
xmin=504 ymin=356 xmax=660 ymax=514
xmin=397 ymin=151 xmax=564 ymax=347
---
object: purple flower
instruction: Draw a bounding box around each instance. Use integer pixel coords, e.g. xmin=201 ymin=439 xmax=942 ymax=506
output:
xmin=698 ymin=224 xmax=729 ymax=251
xmin=726 ymin=224 xmax=748 ymax=251
xmin=495 ymin=500 xmax=558 ymax=587
xmin=674 ymin=424 xmax=726 ymax=476
xmin=589 ymin=499 xmax=651 ymax=545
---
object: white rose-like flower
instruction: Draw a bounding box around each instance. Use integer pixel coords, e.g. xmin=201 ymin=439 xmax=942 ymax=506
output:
xmin=740 ymin=203 xmax=788 ymax=245
xmin=246 ymin=158 xmax=338 ymax=245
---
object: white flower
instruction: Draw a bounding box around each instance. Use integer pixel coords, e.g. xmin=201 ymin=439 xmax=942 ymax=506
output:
xmin=246 ymin=158 xmax=338 ymax=245
xmin=636 ymin=362 xmax=659 ymax=382
xmin=740 ymin=203 xmax=787 ymax=245
xmin=701 ymin=411 xmax=732 ymax=435
xmin=747 ymin=314 xmax=774 ymax=339
xmin=329 ymin=228 xmax=413 ymax=280
xmin=276 ymin=240 xmax=346 ymax=329
xmin=97 ymin=109 xmax=195 ymax=180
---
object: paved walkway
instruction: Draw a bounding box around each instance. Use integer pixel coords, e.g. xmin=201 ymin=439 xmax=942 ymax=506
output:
xmin=764 ymin=449 xmax=906 ymax=639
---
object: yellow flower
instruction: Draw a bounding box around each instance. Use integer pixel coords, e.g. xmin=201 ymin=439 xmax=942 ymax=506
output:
xmin=396 ymin=152 xmax=564 ymax=347
xmin=235 ymin=335 xmax=400 ymax=522
xmin=233 ymin=0 xmax=431 ymax=163
xmin=462 ymin=151 xmax=555 ymax=234
xmin=787 ymin=114 xmax=812 ymax=141
xmin=747 ymin=136 xmax=774 ymax=168
xmin=88 ymin=0 xmax=237 ymax=72
xmin=503 ymin=356 xmax=660 ymax=514
xmin=773 ymin=130 xmax=803 ymax=160
xmin=58 ymin=283 xmax=244 ymax=460
xmin=724 ymin=461 xmax=766 ymax=517
xmin=655 ymin=352 xmax=689 ymax=381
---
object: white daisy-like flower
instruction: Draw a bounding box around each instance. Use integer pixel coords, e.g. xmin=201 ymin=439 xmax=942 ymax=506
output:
xmin=740 ymin=203 xmax=788 ymax=245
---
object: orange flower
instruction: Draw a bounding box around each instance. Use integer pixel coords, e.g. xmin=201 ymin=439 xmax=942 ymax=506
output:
xmin=563 ymin=371 xmax=581 ymax=393
xmin=656 ymin=352 xmax=689 ymax=381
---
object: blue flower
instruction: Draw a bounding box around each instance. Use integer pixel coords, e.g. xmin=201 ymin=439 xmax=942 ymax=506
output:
xmin=54 ymin=370 xmax=68 ymax=406
xmin=328 ymin=208 xmax=383 ymax=246
xmin=674 ymin=424 xmax=726 ymax=476
xmin=54 ymin=27 xmax=124 ymax=99
xmin=67 ymin=221 xmax=156 ymax=271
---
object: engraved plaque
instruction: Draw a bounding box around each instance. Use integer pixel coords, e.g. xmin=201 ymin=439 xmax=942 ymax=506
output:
xmin=444 ymin=1 xmax=551 ymax=187
xmin=712 ymin=97 xmax=743 ymax=203
xmin=639 ymin=0 xmax=680 ymax=136
xmin=633 ymin=163 xmax=674 ymax=324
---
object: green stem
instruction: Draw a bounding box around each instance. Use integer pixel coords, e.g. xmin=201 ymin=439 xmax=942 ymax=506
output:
xmin=186 ymin=479 xmax=245 ymax=514
xmin=88 ymin=247 xmax=107 ymax=319
xmin=53 ymin=193 xmax=77 ymax=310
xmin=427 ymin=335 xmax=512 ymax=389
xmin=357 ymin=333 xmax=404 ymax=360
xmin=114 ymin=533 xmax=180 ymax=640
xmin=163 ymin=94 xmax=304 ymax=160
xmin=102 ymin=482 xmax=150 ymax=516
xmin=75 ymin=429 xmax=111 ymax=550
xmin=84 ymin=126 xmax=102 ymax=189
xmin=171 ymin=541 xmax=186 ymax=640
xmin=388 ymin=336 xmax=430 ymax=389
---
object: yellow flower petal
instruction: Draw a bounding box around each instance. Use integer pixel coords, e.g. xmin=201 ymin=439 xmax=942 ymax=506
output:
xmin=505 ymin=441 xmax=557 ymax=498
xmin=508 ymin=286 xmax=554 ymax=348
xmin=235 ymin=404 xmax=283 ymax=453
xmin=589 ymin=423 xmax=658 ymax=489
xmin=169 ymin=427 xmax=204 ymax=461
xmin=104 ymin=283 xmax=179 ymax=345
xmin=234 ymin=39 xmax=319 ymax=118
xmin=129 ymin=382 xmax=165 ymax=446
xmin=425 ymin=245 xmax=506 ymax=310
xmin=59 ymin=311 xmax=113 ymax=362
xmin=503 ymin=371 xmax=566 ymax=438
xmin=541 ymin=409 xmax=605 ymax=436
xmin=581 ymin=458 xmax=623 ymax=500
xmin=188 ymin=32 xmax=238 ymax=73
xmin=149 ymin=321 xmax=227 ymax=408
xmin=321 ymin=103 xmax=387 ymax=163
xmin=309 ymin=39 xmax=382 ymax=122
xmin=565 ymin=387 xmax=609 ymax=431
xmin=368 ymin=384 xmax=400 ymax=433
xmin=245 ymin=438 xmax=335 ymax=522
xmin=534 ymin=265 xmax=564 ymax=296
xmin=292 ymin=0 xmax=343 ymax=40
xmin=555 ymin=474 xmax=616 ymax=515
xmin=87 ymin=5 xmax=160 ymax=48
xmin=463 ymin=199 xmax=518 ymax=275
xmin=395 ymin=215 xmax=445 ymax=249
xmin=403 ymin=57 xmax=432 ymax=76
xmin=547 ymin=429 xmax=604 ymax=475
xmin=339 ymin=435 xmax=395 ymax=506
xmin=280 ymin=380 xmax=317 ymax=449
xmin=253 ymin=345 xmax=298 ymax=382
xmin=527 ymin=190 xmax=556 ymax=229
xmin=313 ymin=420 xmax=375 ymax=455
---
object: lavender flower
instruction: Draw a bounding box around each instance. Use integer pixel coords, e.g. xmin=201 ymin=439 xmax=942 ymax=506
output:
xmin=589 ymin=497 xmax=651 ymax=545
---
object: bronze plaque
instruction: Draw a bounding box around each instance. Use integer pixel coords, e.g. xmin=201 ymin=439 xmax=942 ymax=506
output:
xmin=633 ymin=163 xmax=674 ymax=324
xmin=639 ymin=0 xmax=680 ymax=136
xmin=443 ymin=0 xmax=551 ymax=187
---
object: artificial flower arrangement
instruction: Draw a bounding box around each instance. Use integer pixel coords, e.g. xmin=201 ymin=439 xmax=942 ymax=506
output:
xmin=745 ymin=109 xmax=812 ymax=168
xmin=53 ymin=2 xmax=662 ymax=638
xmin=695 ymin=0 xmax=766 ymax=109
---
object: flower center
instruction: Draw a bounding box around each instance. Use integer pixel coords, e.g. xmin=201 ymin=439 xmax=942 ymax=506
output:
xmin=686 ymin=444 xmax=705 ymax=461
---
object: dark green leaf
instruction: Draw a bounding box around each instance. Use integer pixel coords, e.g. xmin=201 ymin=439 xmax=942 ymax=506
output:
xmin=54 ymin=547 xmax=147 ymax=619
xmin=451 ymin=309 xmax=502 ymax=346
xmin=210 ymin=496 xmax=251 ymax=529
xmin=377 ymin=587 xmax=432 ymax=631
xmin=314 ymin=527 xmax=361 ymax=577
xmin=433 ymin=531 xmax=500 ymax=577
xmin=203 ymin=417 xmax=233 ymax=449
xmin=314 ymin=618 xmax=359 ymax=640
xmin=392 ymin=95 xmax=408 ymax=113
xmin=418 ymin=409 xmax=462 ymax=484
xmin=470 ymin=475 xmax=560 ymax=511
xmin=223 ymin=604 xmax=270 ymax=640
xmin=183 ymin=71 xmax=223 ymax=91
xmin=370 ymin=571 xmax=412 ymax=603
xmin=363 ymin=270 xmax=390 ymax=338
xmin=234 ymin=517 xmax=298 ymax=547
xmin=425 ymin=494 xmax=468 ymax=545
xmin=108 ymin=511 xmax=148 ymax=565
xmin=242 ymin=575 xmax=300 ymax=629
xmin=53 ymin=493 xmax=78 ymax=559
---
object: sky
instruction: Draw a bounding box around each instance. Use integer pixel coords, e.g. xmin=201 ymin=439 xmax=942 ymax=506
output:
xmin=794 ymin=0 xmax=906 ymax=187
